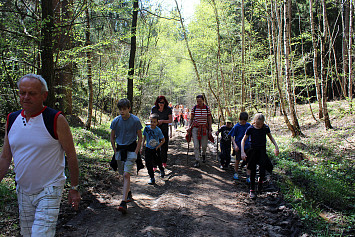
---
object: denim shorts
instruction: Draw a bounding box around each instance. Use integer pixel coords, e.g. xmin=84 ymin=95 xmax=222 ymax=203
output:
xmin=115 ymin=151 xmax=137 ymax=175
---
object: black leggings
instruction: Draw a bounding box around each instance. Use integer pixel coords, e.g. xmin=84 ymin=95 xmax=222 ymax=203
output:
xmin=145 ymin=148 xmax=164 ymax=179
xmin=247 ymin=148 xmax=273 ymax=190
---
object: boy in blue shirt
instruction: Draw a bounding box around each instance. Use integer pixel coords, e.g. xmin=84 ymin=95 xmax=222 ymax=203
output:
xmin=110 ymin=99 xmax=143 ymax=214
xmin=141 ymin=113 xmax=166 ymax=185
xmin=229 ymin=112 xmax=251 ymax=181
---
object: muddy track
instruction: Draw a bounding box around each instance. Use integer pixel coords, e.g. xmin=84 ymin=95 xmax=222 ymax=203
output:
xmin=56 ymin=129 xmax=304 ymax=237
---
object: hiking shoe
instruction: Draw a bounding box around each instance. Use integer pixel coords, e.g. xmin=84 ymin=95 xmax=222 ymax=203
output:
xmin=194 ymin=161 xmax=200 ymax=168
xmin=160 ymin=169 xmax=165 ymax=178
xmin=118 ymin=201 xmax=127 ymax=214
xmin=148 ymin=178 xmax=155 ymax=185
xmin=249 ymin=190 xmax=257 ymax=199
xmin=126 ymin=191 xmax=133 ymax=203
xmin=257 ymin=182 xmax=263 ymax=194
xmin=202 ymin=155 xmax=206 ymax=163
xmin=233 ymin=173 xmax=239 ymax=180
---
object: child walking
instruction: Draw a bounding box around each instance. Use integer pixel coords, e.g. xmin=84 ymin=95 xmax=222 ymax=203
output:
xmin=216 ymin=119 xmax=233 ymax=169
xmin=141 ymin=113 xmax=166 ymax=185
xmin=110 ymin=99 xmax=143 ymax=213
xmin=241 ymin=113 xmax=279 ymax=199
xmin=229 ymin=112 xmax=251 ymax=181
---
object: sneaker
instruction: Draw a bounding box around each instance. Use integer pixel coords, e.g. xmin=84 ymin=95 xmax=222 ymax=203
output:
xmin=194 ymin=161 xmax=200 ymax=168
xmin=246 ymin=175 xmax=251 ymax=183
xmin=249 ymin=190 xmax=257 ymax=199
xmin=202 ymin=155 xmax=206 ymax=163
xmin=126 ymin=191 xmax=133 ymax=203
xmin=162 ymin=163 xmax=167 ymax=168
xmin=148 ymin=178 xmax=155 ymax=185
xmin=160 ymin=169 xmax=165 ymax=178
xmin=233 ymin=173 xmax=239 ymax=180
xmin=118 ymin=201 xmax=127 ymax=214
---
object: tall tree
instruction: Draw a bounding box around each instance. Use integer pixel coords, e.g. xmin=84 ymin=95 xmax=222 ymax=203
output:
xmin=309 ymin=0 xmax=324 ymax=119
xmin=320 ymin=0 xmax=332 ymax=128
xmin=270 ymin=0 xmax=296 ymax=137
xmin=41 ymin=0 xmax=55 ymax=108
xmin=174 ymin=0 xmax=202 ymax=88
xmin=348 ymin=0 xmax=353 ymax=106
xmin=85 ymin=0 xmax=93 ymax=129
xmin=284 ymin=0 xmax=303 ymax=136
xmin=241 ymin=0 xmax=246 ymax=112
xmin=127 ymin=0 xmax=139 ymax=107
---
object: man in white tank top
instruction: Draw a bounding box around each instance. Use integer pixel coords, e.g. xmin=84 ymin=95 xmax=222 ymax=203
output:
xmin=0 ymin=74 xmax=80 ymax=237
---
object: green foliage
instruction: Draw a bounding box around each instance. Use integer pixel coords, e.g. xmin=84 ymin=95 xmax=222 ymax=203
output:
xmin=274 ymin=117 xmax=355 ymax=235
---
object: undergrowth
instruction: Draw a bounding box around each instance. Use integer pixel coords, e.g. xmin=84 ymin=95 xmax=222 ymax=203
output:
xmin=270 ymin=101 xmax=355 ymax=236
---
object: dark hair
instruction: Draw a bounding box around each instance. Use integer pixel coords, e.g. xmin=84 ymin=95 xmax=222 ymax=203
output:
xmin=196 ymin=95 xmax=204 ymax=100
xmin=239 ymin=112 xmax=248 ymax=121
xmin=154 ymin=96 xmax=169 ymax=108
xmin=117 ymin=98 xmax=131 ymax=109
xmin=150 ymin=113 xmax=159 ymax=121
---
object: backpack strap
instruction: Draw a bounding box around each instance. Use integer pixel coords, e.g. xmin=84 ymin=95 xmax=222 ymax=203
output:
xmin=6 ymin=110 xmax=22 ymax=135
xmin=42 ymin=107 xmax=62 ymax=139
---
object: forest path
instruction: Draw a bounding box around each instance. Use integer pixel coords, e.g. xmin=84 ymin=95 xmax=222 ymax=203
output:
xmin=56 ymin=129 xmax=303 ymax=237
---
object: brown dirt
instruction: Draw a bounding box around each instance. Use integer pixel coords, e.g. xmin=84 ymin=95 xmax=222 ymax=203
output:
xmin=56 ymin=129 xmax=304 ymax=237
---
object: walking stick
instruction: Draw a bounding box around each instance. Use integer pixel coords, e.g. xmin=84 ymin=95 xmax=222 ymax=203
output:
xmin=216 ymin=115 xmax=221 ymax=161
xmin=187 ymin=141 xmax=189 ymax=165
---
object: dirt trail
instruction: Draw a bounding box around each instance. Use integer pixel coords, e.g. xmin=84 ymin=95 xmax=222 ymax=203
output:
xmin=56 ymin=129 xmax=304 ymax=237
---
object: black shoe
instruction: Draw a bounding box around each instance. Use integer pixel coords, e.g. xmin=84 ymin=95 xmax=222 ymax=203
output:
xmin=194 ymin=161 xmax=200 ymax=168
xmin=126 ymin=191 xmax=133 ymax=203
xmin=118 ymin=201 xmax=127 ymax=214
xmin=160 ymin=169 xmax=165 ymax=178
xmin=202 ymin=155 xmax=206 ymax=163
xmin=257 ymin=182 xmax=263 ymax=194
xmin=148 ymin=178 xmax=155 ymax=185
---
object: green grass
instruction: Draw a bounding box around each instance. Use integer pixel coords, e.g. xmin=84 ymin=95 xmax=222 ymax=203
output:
xmin=270 ymin=101 xmax=355 ymax=236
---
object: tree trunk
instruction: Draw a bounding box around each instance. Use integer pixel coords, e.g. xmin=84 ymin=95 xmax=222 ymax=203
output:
xmin=241 ymin=0 xmax=246 ymax=112
xmin=320 ymin=0 xmax=332 ymax=129
xmin=342 ymin=0 xmax=350 ymax=97
xmin=348 ymin=0 xmax=353 ymax=106
xmin=174 ymin=0 xmax=202 ymax=89
xmin=85 ymin=0 xmax=93 ymax=129
xmin=40 ymin=0 xmax=55 ymax=108
xmin=211 ymin=0 xmax=230 ymax=118
xmin=271 ymin=0 xmax=296 ymax=136
xmin=284 ymin=0 xmax=303 ymax=136
xmin=309 ymin=0 xmax=324 ymax=119
xmin=127 ymin=0 xmax=139 ymax=108
xmin=53 ymin=0 xmax=73 ymax=114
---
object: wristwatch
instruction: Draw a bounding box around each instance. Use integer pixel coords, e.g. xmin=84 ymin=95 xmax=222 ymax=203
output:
xmin=70 ymin=185 xmax=79 ymax=191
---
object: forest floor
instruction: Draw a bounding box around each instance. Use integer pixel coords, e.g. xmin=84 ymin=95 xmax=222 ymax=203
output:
xmin=55 ymin=128 xmax=304 ymax=237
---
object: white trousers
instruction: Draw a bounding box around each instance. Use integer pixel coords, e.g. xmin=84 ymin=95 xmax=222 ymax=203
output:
xmin=17 ymin=185 xmax=63 ymax=237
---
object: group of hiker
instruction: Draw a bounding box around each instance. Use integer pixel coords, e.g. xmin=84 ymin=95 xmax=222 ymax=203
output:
xmin=0 ymin=73 xmax=279 ymax=236
xmin=109 ymin=94 xmax=279 ymax=213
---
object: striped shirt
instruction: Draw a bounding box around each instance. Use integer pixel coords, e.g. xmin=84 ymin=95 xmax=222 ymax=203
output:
xmin=191 ymin=104 xmax=211 ymax=126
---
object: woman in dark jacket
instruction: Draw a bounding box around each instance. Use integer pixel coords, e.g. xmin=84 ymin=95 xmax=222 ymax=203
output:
xmin=151 ymin=96 xmax=173 ymax=167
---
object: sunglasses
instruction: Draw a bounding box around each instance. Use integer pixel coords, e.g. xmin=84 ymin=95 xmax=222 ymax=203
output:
xmin=158 ymin=101 xmax=165 ymax=104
